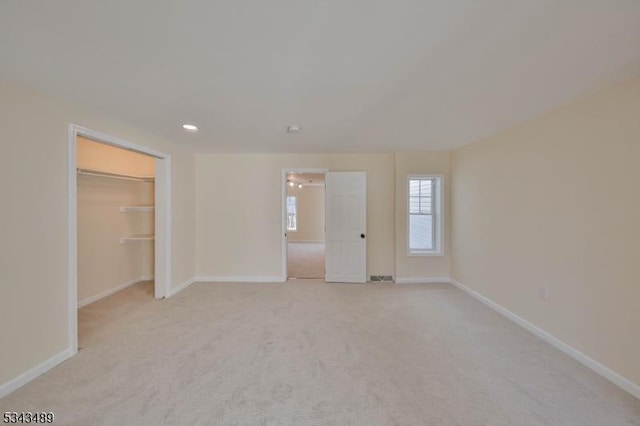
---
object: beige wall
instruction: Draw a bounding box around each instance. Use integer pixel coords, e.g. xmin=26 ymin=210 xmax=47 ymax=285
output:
xmin=287 ymin=185 xmax=325 ymax=242
xmin=77 ymin=177 xmax=154 ymax=303
xmin=195 ymin=153 xmax=395 ymax=278
xmin=77 ymin=136 xmax=156 ymax=177
xmin=0 ymin=81 xmax=195 ymax=387
xmin=77 ymin=142 xmax=155 ymax=304
xmin=451 ymin=76 xmax=640 ymax=386
xmin=395 ymin=152 xmax=451 ymax=280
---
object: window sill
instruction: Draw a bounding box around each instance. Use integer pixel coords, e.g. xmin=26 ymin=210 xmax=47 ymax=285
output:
xmin=408 ymin=250 xmax=444 ymax=257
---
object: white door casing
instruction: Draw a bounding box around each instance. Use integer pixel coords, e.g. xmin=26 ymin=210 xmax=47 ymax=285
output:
xmin=325 ymin=171 xmax=367 ymax=283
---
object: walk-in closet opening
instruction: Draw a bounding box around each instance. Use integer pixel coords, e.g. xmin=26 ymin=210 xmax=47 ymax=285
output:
xmin=285 ymin=171 xmax=326 ymax=280
xmin=76 ymin=136 xmax=156 ymax=347
xmin=68 ymin=125 xmax=172 ymax=354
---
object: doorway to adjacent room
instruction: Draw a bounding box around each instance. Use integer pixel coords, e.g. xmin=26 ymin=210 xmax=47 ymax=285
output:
xmin=285 ymin=171 xmax=326 ymax=279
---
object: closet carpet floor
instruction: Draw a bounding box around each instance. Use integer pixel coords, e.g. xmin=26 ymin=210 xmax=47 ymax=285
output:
xmin=1 ymin=280 xmax=639 ymax=426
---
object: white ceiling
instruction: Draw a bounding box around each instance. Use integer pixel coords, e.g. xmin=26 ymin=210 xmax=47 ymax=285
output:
xmin=1 ymin=1 xmax=639 ymax=153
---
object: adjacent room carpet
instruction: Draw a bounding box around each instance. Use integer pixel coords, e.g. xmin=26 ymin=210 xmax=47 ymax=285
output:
xmin=287 ymin=242 xmax=325 ymax=279
xmin=1 ymin=280 xmax=638 ymax=425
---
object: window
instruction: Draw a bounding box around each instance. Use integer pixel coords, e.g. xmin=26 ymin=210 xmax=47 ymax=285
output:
xmin=408 ymin=176 xmax=443 ymax=255
xmin=286 ymin=196 xmax=297 ymax=231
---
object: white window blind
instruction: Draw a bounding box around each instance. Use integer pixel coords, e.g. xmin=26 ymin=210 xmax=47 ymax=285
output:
xmin=286 ymin=196 xmax=297 ymax=231
xmin=408 ymin=177 xmax=437 ymax=253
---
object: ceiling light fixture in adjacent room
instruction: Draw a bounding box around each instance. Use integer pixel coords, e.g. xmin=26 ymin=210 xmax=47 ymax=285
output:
xmin=286 ymin=125 xmax=301 ymax=134
xmin=182 ymin=124 xmax=198 ymax=132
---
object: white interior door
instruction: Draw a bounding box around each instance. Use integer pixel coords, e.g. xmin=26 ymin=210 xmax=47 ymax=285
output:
xmin=325 ymin=171 xmax=367 ymax=283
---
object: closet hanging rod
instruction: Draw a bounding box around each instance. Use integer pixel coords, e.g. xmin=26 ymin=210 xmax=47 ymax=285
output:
xmin=76 ymin=168 xmax=154 ymax=182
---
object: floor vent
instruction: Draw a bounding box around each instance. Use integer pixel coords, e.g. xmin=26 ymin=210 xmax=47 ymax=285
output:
xmin=370 ymin=275 xmax=394 ymax=282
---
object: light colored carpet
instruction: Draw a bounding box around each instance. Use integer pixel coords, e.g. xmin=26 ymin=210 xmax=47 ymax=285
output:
xmin=287 ymin=242 xmax=325 ymax=279
xmin=78 ymin=280 xmax=155 ymax=349
xmin=1 ymin=280 xmax=639 ymax=425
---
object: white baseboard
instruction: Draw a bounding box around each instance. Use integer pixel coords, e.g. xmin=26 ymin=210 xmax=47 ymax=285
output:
xmin=168 ymin=277 xmax=197 ymax=297
xmin=449 ymin=278 xmax=640 ymax=400
xmin=0 ymin=348 xmax=72 ymax=399
xmin=288 ymin=240 xmax=326 ymax=244
xmin=193 ymin=276 xmax=285 ymax=283
xmin=78 ymin=275 xmax=153 ymax=308
xmin=394 ymin=277 xmax=452 ymax=284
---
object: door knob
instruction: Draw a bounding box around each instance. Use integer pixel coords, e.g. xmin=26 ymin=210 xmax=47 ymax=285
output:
xmin=361 ymin=234 xmax=365 ymax=239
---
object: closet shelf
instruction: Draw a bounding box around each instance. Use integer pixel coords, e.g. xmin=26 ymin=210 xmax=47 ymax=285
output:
xmin=120 ymin=235 xmax=155 ymax=244
xmin=120 ymin=206 xmax=155 ymax=213
xmin=77 ymin=168 xmax=154 ymax=182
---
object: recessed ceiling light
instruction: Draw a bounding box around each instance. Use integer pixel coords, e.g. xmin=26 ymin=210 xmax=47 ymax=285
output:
xmin=287 ymin=125 xmax=301 ymax=134
xmin=182 ymin=124 xmax=198 ymax=132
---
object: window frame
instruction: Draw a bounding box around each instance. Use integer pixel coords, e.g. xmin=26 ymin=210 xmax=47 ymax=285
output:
xmin=407 ymin=175 xmax=444 ymax=256
xmin=286 ymin=195 xmax=297 ymax=232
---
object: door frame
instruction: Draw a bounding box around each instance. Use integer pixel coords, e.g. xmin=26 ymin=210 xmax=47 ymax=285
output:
xmin=281 ymin=167 xmax=328 ymax=281
xmin=67 ymin=124 xmax=172 ymax=355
